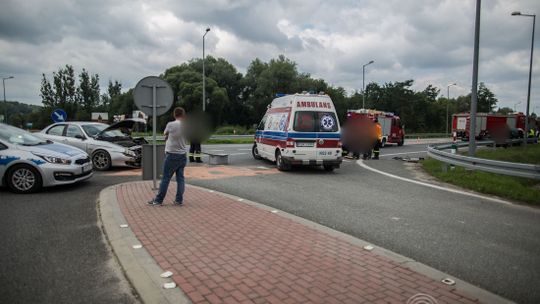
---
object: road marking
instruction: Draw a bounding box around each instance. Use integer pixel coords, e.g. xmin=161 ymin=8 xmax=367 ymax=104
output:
xmin=357 ymin=160 xmax=515 ymax=206
xmin=381 ymin=151 xmax=427 ymax=157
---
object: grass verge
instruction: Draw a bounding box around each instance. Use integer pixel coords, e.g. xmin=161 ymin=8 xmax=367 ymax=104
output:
xmin=149 ymin=138 xmax=254 ymax=145
xmin=204 ymin=138 xmax=254 ymax=144
xmin=421 ymin=145 xmax=540 ymax=204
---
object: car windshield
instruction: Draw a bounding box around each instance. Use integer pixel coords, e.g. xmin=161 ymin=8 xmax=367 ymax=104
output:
xmin=0 ymin=124 xmax=49 ymax=146
xmin=82 ymin=123 xmax=128 ymax=138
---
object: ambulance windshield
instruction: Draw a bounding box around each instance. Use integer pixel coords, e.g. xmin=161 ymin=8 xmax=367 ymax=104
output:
xmin=293 ymin=111 xmax=338 ymax=132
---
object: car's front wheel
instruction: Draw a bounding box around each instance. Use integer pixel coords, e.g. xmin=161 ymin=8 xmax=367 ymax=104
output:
xmin=6 ymin=164 xmax=42 ymax=194
xmin=92 ymin=150 xmax=112 ymax=171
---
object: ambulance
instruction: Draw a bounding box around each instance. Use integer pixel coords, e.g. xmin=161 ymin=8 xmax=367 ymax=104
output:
xmin=252 ymin=92 xmax=342 ymax=171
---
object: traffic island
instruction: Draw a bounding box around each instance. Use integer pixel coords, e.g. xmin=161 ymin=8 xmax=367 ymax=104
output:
xmin=99 ymin=181 xmax=510 ymax=304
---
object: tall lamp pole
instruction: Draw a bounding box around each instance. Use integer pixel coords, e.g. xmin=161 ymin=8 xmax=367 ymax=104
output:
xmin=202 ymin=27 xmax=211 ymax=112
xmin=362 ymin=60 xmax=374 ymax=109
xmin=468 ymin=0 xmax=481 ymax=156
xmin=2 ymin=76 xmax=14 ymax=124
xmin=512 ymin=11 xmax=536 ymax=146
xmin=514 ymin=101 xmax=522 ymax=112
xmin=446 ymin=83 xmax=457 ymax=136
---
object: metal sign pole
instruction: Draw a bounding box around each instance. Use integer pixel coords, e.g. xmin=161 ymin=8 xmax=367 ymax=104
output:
xmin=152 ymin=85 xmax=157 ymax=190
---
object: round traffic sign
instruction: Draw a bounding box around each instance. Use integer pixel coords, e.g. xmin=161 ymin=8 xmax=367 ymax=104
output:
xmin=133 ymin=76 xmax=174 ymax=117
xmin=51 ymin=109 xmax=67 ymax=123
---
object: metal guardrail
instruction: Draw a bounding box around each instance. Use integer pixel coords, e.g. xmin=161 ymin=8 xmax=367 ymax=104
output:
xmin=143 ymin=134 xmax=253 ymax=141
xmin=427 ymin=138 xmax=540 ymax=180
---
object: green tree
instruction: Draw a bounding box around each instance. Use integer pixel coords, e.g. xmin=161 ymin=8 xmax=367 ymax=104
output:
xmin=77 ymin=69 xmax=100 ymax=120
xmin=40 ymin=65 xmax=79 ymax=119
xmin=477 ymin=82 xmax=498 ymax=112
xmin=497 ymin=107 xmax=513 ymax=115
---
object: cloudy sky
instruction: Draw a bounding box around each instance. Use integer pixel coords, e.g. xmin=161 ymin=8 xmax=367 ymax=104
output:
xmin=0 ymin=0 xmax=538 ymax=112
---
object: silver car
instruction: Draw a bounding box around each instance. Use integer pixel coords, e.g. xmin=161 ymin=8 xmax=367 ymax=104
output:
xmin=0 ymin=123 xmax=93 ymax=193
xmin=39 ymin=119 xmax=147 ymax=171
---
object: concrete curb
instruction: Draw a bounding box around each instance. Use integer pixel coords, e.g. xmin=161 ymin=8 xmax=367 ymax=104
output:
xmin=100 ymin=182 xmax=513 ymax=304
xmin=98 ymin=185 xmax=191 ymax=304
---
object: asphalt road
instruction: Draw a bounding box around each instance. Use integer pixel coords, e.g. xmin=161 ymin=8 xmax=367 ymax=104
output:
xmin=0 ymin=170 xmax=140 ymax=304
xmin=1 ymin=141 xmax=539 ymax=303
xmin=192 ymin=142 xmax=540 ymax=304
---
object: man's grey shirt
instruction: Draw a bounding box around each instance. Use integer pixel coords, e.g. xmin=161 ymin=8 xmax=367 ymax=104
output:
xmin=164 ymin=120 xmax=187 ymax=154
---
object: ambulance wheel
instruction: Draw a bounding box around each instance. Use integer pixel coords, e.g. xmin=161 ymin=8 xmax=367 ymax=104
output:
xmin=275 ymin=151 xmax=290 ymax=171
xmin=323 ymin=165 xmax=335 ymax=172
xmin=252 ymin=144 xmax=262 ymax=160
xmin=398 ymin=137 xmax=404 ymax=146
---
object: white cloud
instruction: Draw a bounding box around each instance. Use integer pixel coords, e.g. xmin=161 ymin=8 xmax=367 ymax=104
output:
xmin=0 ymin=0 xmax=538 ymax=113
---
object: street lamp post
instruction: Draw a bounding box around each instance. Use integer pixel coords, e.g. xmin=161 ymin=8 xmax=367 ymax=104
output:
xmin=514 ymin=101 xmax=522 ymax=112
xmin=362 ymin=60 xmax=374 ymax=109
xmin=2 ymin=76 xmax=14 ymax=124
xmin=512 ymin=11 xmax=536 ymax=145
xmin=202 ymin=27 xmax=210 ymax=112
xmin=446 ymin=83 xmax=457 ymax=136
xmin=468 ymin=0 xmax=481 ymax=156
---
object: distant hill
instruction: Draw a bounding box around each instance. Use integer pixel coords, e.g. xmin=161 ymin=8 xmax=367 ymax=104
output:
xmin=0 ymin=101 xmax=43 ymax=128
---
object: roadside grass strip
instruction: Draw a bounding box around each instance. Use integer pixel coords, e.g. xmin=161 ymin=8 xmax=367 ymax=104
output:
xmin=422 ymin=145 xmax=540 ymax=204
xmin=472 ymin=143 xmax=540 ymax=165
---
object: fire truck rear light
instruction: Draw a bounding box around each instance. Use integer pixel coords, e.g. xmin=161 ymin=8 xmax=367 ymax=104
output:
xmin=337 ymin=141 xmax=342 ymax=148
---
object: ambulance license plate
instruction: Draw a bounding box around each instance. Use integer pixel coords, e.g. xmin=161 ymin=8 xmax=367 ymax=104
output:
xmin=296 ymin=142 xmax=314 ymax=147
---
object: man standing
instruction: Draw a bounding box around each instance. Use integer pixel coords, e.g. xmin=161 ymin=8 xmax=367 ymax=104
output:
xmin=372 ymin=117 xmax=382 ymax=160
xmin=148 ymin=107 xmax=188 ymax=206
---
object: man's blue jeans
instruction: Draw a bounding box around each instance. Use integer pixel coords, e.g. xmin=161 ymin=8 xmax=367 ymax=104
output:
xmin=155 ymin=152 xmax=187 ymax=203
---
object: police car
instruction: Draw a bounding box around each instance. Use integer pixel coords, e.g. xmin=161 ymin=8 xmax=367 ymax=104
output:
xmin=0 ymin=123 xmax=93 ymax=194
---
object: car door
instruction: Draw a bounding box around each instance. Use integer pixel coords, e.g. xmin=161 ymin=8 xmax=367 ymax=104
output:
xmin=64 ymin=124 xmax=88 ymax=152
xmin=44 ymin=124 xmax=67 ymax=143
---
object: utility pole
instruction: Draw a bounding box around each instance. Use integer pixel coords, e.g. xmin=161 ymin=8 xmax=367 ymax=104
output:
xmin=202 ymin=28 xmax=210 ymax=112
xmin=2 ymin=76 xmax=14 ymax=124
xmin=469 ymin=0 xmax=481 ymax=156
xmin=362 ymin=60 xmax=374 ymax=109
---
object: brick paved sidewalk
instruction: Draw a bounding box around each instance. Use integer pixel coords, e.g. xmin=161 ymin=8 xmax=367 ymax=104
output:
xmin=117 ymin=181 xmax=480 ymax=304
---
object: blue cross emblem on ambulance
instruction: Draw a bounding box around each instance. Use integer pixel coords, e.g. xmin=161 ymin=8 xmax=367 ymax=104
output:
xmin=320 ymin=114 xmax=335 ymax=130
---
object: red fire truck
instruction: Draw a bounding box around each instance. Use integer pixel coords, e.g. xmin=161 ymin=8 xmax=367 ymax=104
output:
xmin=346 ymin=109 xmax=405 ymax=146
xmin=452 ymin=112 xmax=526 ymax=140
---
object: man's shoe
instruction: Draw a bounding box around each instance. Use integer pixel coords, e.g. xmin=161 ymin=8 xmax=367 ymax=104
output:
xmin=147 ymin=200 xmax=162 ymax=206
xmin=173 ymin=201 xmax=184 ymax=206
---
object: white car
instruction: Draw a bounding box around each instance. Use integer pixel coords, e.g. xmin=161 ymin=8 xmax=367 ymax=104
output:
xmin=0 ymin=123 xmax=93 ymax=193
xmin=39 ymin=119 xmax=147 ymax=171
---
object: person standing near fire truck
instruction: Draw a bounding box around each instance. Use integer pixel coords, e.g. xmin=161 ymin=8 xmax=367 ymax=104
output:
xmin=372 ymin=118 xmax=382 ymax=160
